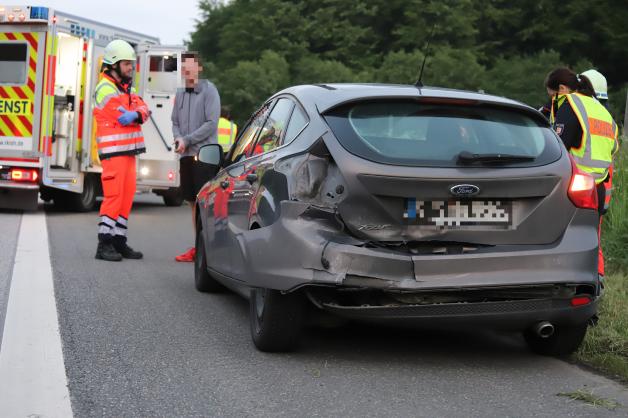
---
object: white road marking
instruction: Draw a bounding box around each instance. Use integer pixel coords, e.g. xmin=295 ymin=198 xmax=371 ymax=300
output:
xmin=0 ymin=212 xmax=73 ymax=417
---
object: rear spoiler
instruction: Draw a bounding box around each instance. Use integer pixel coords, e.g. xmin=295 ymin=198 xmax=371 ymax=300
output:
xmin=319 ymin=95 xmax=551 ymax=127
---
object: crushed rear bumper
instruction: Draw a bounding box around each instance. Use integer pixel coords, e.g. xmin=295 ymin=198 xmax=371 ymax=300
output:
xmin=239 ymin=201 xmax=600 ymax=294
xmin=313 ymin=295 xmax=598 ymax=330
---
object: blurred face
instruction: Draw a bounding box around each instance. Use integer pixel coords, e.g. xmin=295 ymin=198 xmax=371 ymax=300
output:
xmin=118 ymin=60 xmax=134 ymax=79
xmin=547 ymin=84 xmax=571 ymax=97
xmin=182 ymin=57 xmax=201 ymax=85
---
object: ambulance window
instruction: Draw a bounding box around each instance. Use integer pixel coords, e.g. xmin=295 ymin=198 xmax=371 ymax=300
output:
xmin=0 ymin=43 xmax=28 ymax=85
xmin=147 ymin=55 xmax=178 ymax=92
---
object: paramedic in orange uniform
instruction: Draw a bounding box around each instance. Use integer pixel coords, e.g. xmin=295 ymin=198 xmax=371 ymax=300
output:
xmin=93 ymin=40 xmax=150 ymax=261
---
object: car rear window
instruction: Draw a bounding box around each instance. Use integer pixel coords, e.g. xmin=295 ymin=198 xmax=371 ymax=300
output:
xmin=324 ymin=101 xmax=562 ymax=167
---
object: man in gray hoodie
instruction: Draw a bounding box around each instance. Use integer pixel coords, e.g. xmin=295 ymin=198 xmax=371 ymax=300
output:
xmin=172 ymin=51 xmax=221 ymax=262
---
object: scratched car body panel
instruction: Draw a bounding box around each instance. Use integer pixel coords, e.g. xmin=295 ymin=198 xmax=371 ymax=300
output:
xmin=195 ymin=84 xmax=601 ymax=353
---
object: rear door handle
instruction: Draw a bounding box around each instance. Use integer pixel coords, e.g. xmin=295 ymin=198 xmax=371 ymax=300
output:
xmin=246 ymin=173 xmax=258 ymax=184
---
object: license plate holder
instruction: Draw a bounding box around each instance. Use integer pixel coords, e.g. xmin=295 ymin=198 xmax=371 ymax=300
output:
xmin=404 ymin=199 xmax=513 ymax=229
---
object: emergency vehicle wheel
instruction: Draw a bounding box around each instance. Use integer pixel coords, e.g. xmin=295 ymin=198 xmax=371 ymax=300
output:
xmin=69 ymin=174 xmax=97 ymax=212
xmin=524 ymin=323 xmax=588 ymax=356
xmin=194 ymin=222 xmax=223 ymax=293
xmin=162 ymin=187 xmax=184 ymax=206
xmin=249 ymin=287 xmax=305 ymax=352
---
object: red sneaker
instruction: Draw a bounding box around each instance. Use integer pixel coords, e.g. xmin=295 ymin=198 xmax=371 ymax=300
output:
xmin=175 ymin=247 xmax=196 ymax=262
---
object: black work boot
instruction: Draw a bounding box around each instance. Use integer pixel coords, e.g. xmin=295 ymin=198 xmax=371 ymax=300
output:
xmin=113 ymin=235 xmax=143 ymax=259
xmin=95 ymin=241 xmax=123 ymax=262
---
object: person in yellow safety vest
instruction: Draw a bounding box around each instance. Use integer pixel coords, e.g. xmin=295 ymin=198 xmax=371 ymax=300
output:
xmin=217 ymin=106 xmax=238 ymax=153
xmin=545 ymin=67 xmax=620 ymax=277
xmin=581 ymin=69 xmax=615 ymax=276
xmin=581 ymin=69 xmax=613 ymax=209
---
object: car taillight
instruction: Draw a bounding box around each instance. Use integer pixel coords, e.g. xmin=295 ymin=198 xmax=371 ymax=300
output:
xmin=567 ymin=157 xmax=597 ymax=210
xmin=10 ymin=168 xmax=39 ymax=183
xmin=571 ymin=296 xmax=591 ymax=307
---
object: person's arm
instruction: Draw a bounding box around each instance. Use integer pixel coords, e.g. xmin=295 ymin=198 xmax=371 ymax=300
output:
xmin=171 ymin=92 xmax=182 ymax=139
xmin=554 ymin=103 xmax=582 ymax=150
xmin=182 ymin=82 xmax=221 ymax=147
xmin=93 ymin=82 xmax=119 ymax=125
xmin=130 ymin=91 xmax=150 ymax=124
xmin=538 ymin=100 xmax=551 ymax=119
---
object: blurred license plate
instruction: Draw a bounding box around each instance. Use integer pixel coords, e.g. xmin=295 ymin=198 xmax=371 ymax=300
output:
xmin=404 ymin=199 xmax=512 ymax=229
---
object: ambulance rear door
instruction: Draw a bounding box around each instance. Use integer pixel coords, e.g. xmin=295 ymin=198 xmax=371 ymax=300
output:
xmin=135 ymin=45 xmax=181 ymax=190
xmin=0 ymin=7 xmax=47 ymax=169
xmin=41 ymin=20 xmax=92 ymax=194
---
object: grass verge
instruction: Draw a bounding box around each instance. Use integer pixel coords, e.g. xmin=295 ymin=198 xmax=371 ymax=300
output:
xmin=576 ymin=272 xmax=628 ymax=381
xmin=557 ymin=390 xmax=621 ymax=410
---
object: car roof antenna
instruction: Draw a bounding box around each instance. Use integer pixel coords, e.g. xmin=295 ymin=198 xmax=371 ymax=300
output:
xmin=415 ymin=23 xmax=437 ymax=89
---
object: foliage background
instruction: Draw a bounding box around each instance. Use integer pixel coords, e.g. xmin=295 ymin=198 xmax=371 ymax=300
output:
xmin=189 ymin=0 xmax=628 ymax=126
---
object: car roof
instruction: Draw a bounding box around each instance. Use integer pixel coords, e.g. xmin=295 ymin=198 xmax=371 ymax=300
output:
xmin=275 ymin=83 xmax=542 ymax=119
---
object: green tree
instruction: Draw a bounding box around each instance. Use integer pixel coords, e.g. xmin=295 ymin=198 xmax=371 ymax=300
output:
xmin=292 ymin=55 xmax=358 ymax=85
xmin=217 ymin=50 xmax=291 ymax=123
xmin=188 ymin=0 xmax=628 ymax=124
xmin=375 ymin=48 xmax=485 ymax=91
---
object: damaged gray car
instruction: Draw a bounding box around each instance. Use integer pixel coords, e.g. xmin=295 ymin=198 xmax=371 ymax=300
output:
xmin=194 ymin=84 xmax=601 ymax=354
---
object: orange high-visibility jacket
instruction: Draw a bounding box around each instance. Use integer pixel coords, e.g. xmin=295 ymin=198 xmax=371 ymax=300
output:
xmin=93 ymin=73 xmax=150 ymax=160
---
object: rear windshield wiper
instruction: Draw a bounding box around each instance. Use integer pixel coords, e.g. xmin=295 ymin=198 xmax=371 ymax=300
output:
xmin=456 ymin=151 xmax=536 ymax=165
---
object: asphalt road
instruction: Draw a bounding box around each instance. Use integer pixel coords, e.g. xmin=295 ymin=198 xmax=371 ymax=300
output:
xmin=1 ymin=193 xmax=627 ymax=417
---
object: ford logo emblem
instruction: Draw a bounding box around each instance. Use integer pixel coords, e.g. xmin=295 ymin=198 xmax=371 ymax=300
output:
xmin=450 ymin=184 xmax=480 ymax=197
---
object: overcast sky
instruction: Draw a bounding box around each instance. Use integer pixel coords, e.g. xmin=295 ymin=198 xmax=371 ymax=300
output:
xmin=39 ymin=0 xmax=202 ymax=45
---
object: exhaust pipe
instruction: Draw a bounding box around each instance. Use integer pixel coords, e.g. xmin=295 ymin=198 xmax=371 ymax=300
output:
xmin=534 ymin=321 xmax=555 ymax=338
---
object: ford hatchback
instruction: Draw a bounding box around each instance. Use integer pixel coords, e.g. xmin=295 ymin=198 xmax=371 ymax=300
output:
xmin=194 ymin=84 xmax=601 ymax=354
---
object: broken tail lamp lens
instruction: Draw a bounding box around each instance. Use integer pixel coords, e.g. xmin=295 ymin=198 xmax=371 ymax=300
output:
xmin=10 ymin=168 xmax=39 ymax=182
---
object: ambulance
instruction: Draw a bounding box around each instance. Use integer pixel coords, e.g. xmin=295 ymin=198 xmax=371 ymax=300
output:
xmin=0 ymin=5 xmax=183 ymax=210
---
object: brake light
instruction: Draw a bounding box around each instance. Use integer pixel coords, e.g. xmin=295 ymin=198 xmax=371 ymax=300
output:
xmin=567 ymin=157 xmax=597 ymax=210
xmin=571 ymin=296 xmax=591 ymax=307
xmin=10 ymin=168 xmax=39 ymax=183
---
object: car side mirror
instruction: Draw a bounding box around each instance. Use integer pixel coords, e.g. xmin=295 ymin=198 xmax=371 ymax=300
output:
xmin=197 ymin=144 xmax=224 ymax=167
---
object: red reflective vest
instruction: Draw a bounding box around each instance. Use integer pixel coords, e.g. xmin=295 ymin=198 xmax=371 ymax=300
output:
xmin=93 ymin=73 xmax=150 ymax=160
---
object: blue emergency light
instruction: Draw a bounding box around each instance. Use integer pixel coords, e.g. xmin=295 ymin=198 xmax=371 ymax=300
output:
xmin=30 ymin=6 xmax=49 ymax=20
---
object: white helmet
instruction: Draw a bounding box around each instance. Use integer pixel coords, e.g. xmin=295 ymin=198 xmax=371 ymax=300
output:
xmin=103 ymin=40 xmax=136 ymax=65
xmin=581 ymin=69 xmax=608 ymax=100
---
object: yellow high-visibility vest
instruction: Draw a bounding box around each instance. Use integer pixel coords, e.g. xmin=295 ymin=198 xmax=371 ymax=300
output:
xmin=217 ymin=117 xmax=237 ymax=152
xmin=549 ymin=94 xmax=567 ymax=125
xmin=564 ymin=93 xmax=618 ymax=183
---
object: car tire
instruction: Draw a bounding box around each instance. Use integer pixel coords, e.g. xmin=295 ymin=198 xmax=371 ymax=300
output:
xmin=249 ymin=287 xmax=305 ymax=352
xmin=162 ymin=187 xmax=184 ymax=207
xmin=523 ymin=323 xmax=588 ymax=356
xmin=194 ymin=223 xmax=223 ymax=293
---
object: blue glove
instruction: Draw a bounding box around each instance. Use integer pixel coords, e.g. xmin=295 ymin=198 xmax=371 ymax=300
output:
xmin=117 ymin=107 xmax=138 ymax=126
